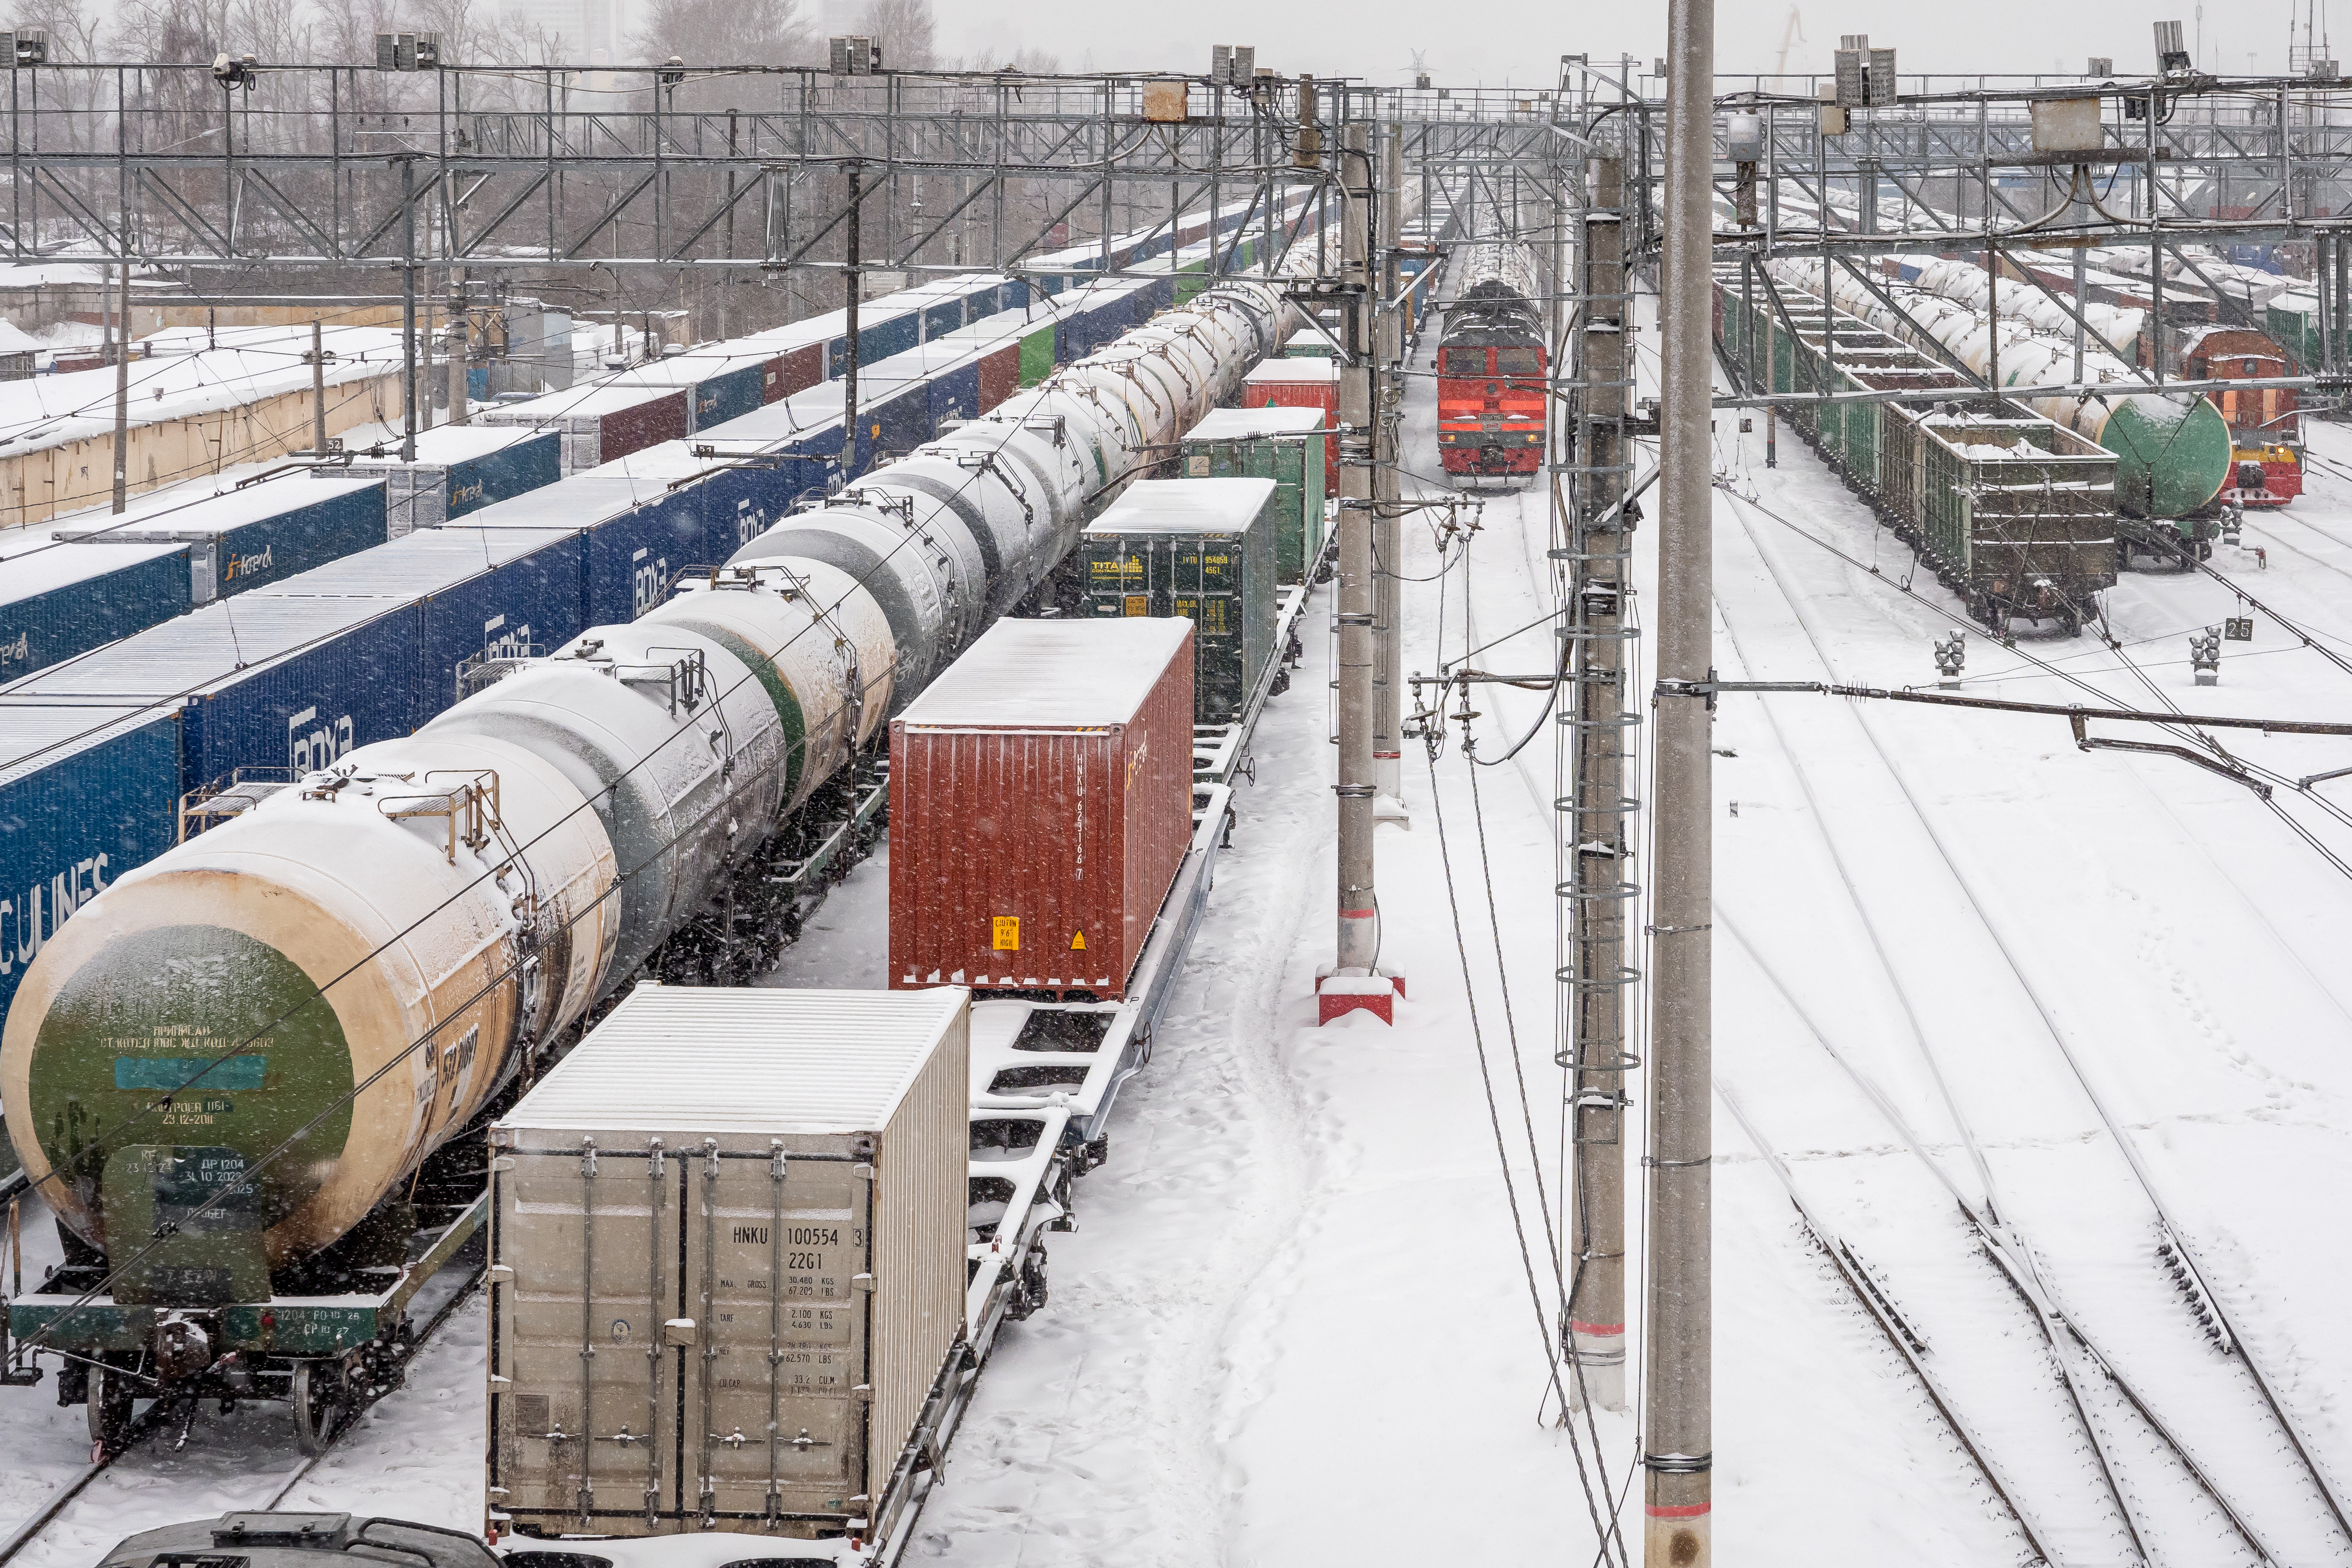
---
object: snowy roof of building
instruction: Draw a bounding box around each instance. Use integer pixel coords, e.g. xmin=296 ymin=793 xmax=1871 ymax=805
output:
xmin=496 ymin=983 xmax=964 ymax=1134
xmin=0 ymin=325 xmax=405 ymax=455
xmin=1087 ymin=476 xmax=1277 ymax=535
xmin=898 ymin=616 xmax=1192 ymax=729
xmin=1186 ymin=406 xmax=1326 ymax=440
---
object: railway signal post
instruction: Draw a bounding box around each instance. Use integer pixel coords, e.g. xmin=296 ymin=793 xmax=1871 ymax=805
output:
xmin=1646 ymin=0 xmax=1716 ymax=1561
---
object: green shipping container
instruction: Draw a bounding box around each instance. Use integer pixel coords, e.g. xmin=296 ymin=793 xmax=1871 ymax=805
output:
xmin=1176 ymin=405 xmax=1328 ymax=583
xmin=1079 ymin=477 xmax=1279 ymax=725
xmin=1020 ymin=323 xmax=1058 ymax=386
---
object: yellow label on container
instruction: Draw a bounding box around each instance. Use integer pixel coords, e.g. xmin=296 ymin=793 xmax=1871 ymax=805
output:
xmin=1071 ymin=931 xmax=1087 ymax=950
xmin=1124 ymin=595 xmax=1148 ymax=616
xmin=993 ymin=916 xmax=1020 ymax=951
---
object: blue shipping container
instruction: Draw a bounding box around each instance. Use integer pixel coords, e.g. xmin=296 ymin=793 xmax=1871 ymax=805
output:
xmin=50 ymin=473 xmax=389 ymax=601
xmin=0 ymin=541 xmax=193 ymax=683
xmin=0 ymin=704 xmax=184 ymax=1023
xmin=921 ymin=299 xmax=963 ymax=340
xmin=688 ymin=363 xmax=766 ymax=432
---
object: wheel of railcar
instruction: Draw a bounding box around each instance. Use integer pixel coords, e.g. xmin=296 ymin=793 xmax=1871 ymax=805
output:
xmin=86 ymin=1362 xmax=135 ymax=1454
xmin=291 ymin=1359 xmax=346 ymax=1456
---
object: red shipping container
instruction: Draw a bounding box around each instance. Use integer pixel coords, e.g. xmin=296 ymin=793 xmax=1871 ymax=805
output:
xmin=890 ymin=617 xmax=1196 ymax=1000
xmin=1240 ymin=358 xmax=1340 ymax=489
xmin=771 ymin=343 xmax=822 ymax=402
xmin=978 ymin=342 xmax=1020 ymax=413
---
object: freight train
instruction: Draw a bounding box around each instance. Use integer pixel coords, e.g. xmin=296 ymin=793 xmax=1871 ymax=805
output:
xmin=0 ymin=274 xmax=1296 ymax=1453
xmin=1773 ymin=256 xmax=2234 ymax=558
xmin=1436 ymin=242 xmax=1547 ymax=482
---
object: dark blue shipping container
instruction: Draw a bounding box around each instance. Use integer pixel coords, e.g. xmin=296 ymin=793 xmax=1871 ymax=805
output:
xmin=50 ymin=473 xmax=389 ymax=602
xmin=0 ymin=541 xmax=193 ymax=683
xmin=446 ymin=430 xmax=564 ymax=520
xmin=926 ymin=361 xmax=982 ymax=431
xmin=2 ymin=595 xmax=425 ymax=796
xmin=337 ymin=424 xmax=565 ymax=532
xmin=249 ymin=525 xmax=593 ymax=716
xmin=870 ymin=382 xmax=933 ymax=457
xmin=0 ymin=704 xmax=184 ymax=1024
xmin=922 ymin=298 xmax=964 ymax=340
xmin=857 ymin=312 xmax=921 ymax=368
xmin=688 ymin=363 xmax=766 ymax=431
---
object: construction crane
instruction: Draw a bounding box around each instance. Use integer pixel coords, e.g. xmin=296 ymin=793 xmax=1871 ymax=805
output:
xmin=1774 ymin=5 xmax=1806 ymax=82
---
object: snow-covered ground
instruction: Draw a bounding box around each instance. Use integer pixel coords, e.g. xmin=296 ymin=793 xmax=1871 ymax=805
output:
xmin=5 ymin=278 xmax=2352 ymax=1566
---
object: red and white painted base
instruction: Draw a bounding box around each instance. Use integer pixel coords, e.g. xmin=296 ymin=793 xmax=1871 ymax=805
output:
xmin=1565 ymin=1322 xmax=1628 ymax=1411
xmin=1315 ymin=967 xmax=1406 ymax=1025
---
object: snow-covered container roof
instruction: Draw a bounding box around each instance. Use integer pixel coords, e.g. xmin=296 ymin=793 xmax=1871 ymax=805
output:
xmin=1186 ymin=406 xmax=1325 ymax=440
xmin=898 ymin=616 xmax=1193 ymax=729
xmin=0 ymin=702 xmax=172 ymax=787
xmin=495 ymin=983 xmax=965 ymax=1134
xmin=331 ymin=419 xmax=559 ymax=466
xmin=0 ymin=537 xmax=187 ymax=602
xmin=1087 ymin=476 xmax=1277 ymax=535
xmin=243 ymin=524 xmax=581 ymax=598
xmin=1243 ymin=358 xmax=1339 ymax=384
xmin=47 ymin=469 xmax=384 ymax=542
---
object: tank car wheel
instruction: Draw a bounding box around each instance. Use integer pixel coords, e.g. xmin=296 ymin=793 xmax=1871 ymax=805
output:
xmin=291 ymin=1359 xmax=348 ymax=1457
xmin=86 ymin=1362 xmax=136 ymax=1455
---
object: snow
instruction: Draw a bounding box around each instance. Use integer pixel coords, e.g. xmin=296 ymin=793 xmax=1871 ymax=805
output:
xmin=5 ymin=241 xmax=2352 ymax=1568
xmin=1088 ymin=477 xmax=1277 ymax=533
xmin=897 ymin=617 xmax=1191 ymax=727
xmin=1184 ymin=407 xmax=1324 ymax=441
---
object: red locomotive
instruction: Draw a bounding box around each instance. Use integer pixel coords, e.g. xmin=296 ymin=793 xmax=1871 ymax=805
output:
xmin=1436 ymin=243 xmax=1547 ymax=482
xmin=2182 ymin=325 xmax=2303 ymax=508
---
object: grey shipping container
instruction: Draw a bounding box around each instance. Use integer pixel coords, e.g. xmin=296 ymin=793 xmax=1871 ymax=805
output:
xmin=1179 ymin=405 xmax=1328 ymax=583
xmin=1078 ymin=477 xmax=1279 ymax=724
xmin=0 ymin=538 xmax=193 ymax=681
xmin=486 ymin=984 xmax=970 ymax=1545
xmin=328 ymin=422 xmax=566 ymax=536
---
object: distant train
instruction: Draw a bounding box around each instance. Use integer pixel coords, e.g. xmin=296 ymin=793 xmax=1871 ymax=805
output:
xmin=2182 ymin=325 xmax=2303 ymax=508
xmin=1436 ymin=243 xmax=1547 ymax=482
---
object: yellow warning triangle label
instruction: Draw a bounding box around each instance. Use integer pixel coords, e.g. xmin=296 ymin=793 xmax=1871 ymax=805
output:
xmin=1071 ymin=931 xmax=1087 ymax=950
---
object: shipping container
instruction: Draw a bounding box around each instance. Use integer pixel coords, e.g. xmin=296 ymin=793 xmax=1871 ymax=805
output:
xmin=1078 ymin=478 xmax=1278 ymax=724
xmin=1179 ymin=406 xmax=1329 ymax=582
xmin=687 ymin=362 xmax=767 ymax=431
xmin=52 ymin=471 xmax=389 ymax=600
xmin=891 ymin=617 xmax=1194 ymax=999
xmin=0 ymin=539 xmax=193 ymax=681
xmin=480 ymin=384 xmax=692 ymax=473
xmin=426 ymin=473 xmax=704 ymax=624
xmin=978 ymin=342 xmax=1021 ymax=412
xmin=486 ymin=984 xmax=970 ymax=1543
xmin=1238 ymin=358 xmax=1341 ymax=490
xmin=329 ymin=422 xmax=564 ymax=535
xmin=0 ymin=703 xmax=182 ymax=1025
xmin=0 ymin=593 xmax=422 ymax=797
xmin=248 ymin=524 xmax=590 ymax=713
xmin=769 ymin=343 xmax=822 ymax=401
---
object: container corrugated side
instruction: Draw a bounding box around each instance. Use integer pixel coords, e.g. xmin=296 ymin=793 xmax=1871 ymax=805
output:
xmin=889 ymin=624 xmax=1194 ymax=998
xmin=485 ymin=985 xmax=967 ymax=1539
xmin=0 ymin=542 xmax=193 ymax=681
xmin=0 ymin=703 xmax=181 ymax=1026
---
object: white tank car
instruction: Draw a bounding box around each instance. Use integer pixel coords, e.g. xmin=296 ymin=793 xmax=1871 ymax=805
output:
xmin=1 ymin=276 xmax=1294 ymax=1273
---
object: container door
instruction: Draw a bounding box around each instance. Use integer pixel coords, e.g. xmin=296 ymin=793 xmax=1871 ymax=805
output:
xmin=494 ymin=1137 xmax=682 ymax=1533
xmin=680 ymin=1143 xmax=873 ymax=1525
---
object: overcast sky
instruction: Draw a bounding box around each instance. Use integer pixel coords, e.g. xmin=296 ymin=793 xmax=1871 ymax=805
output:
xmin=926 ymin=0 xmax=2312 ymax=83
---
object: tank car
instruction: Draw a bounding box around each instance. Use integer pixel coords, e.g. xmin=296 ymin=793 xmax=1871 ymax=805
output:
xmin=0 ymin=277 xmax=1289 ymax=1452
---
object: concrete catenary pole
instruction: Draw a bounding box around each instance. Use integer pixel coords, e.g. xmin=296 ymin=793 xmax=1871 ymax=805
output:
xmin=109 ymin=256 xmax=130 ymax=513
xmin=1335 ymin=121 xmax=1379 ymax=974
xmin=1374 ymin=122 xmax=1404 ymax=805
xmin=1566 ymin=152 xmax=1632 ymax=1413
xmin=844 ymin=161 xmax=862 ymax=478
xmin=1647 ymin=0 xmax=1715 ymax=1562
xmin=401 ymin=155 xmax=418 ymax=464
xmin=310 ymin=318 xmax=328 ymax=456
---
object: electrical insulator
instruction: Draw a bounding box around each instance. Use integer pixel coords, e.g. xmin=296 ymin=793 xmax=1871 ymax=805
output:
xmin=2190 ymin=627 xmax=2222 ymax=686
xmin=1933 ymin=629 xmax=1965 ymax=688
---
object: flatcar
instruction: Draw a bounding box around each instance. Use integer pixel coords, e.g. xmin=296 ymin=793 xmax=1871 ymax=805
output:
xmin=1436 ymin=243 xmax=1547 ymax=482
xmin=2181 ymin=324 xmax=2303 ymax=508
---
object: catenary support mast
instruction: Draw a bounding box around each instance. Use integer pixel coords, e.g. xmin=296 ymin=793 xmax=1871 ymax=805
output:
xmin=1335 ymin=120 xmax=1379 ymax=975
xmin=1646 ymin=0 xmax=1715 ymax=1562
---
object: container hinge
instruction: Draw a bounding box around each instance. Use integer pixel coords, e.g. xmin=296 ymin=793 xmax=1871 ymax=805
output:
xmin=851 ymin=1273 xmax=876 ymax=1292
xmin=851 ymin=1382 xmax=874 ymax=1401
xmin=491 ymin=1156 xmax=516 ymax=1173
xmin=853 ymin=1163 xmax=875 ymax=1181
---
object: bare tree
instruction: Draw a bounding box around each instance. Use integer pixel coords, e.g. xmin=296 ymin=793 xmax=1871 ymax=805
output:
xmin=854 ymin=0 xmax=930 ymax=70
xmin=631 ymin=0 xmax=807 ymax=67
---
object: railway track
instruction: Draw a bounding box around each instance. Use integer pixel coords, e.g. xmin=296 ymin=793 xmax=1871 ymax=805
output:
xmin=0 ymin=1228 xmax=486 ymax=1568
xmin=1715 ymin=484 xmax=2352 ymax=1563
